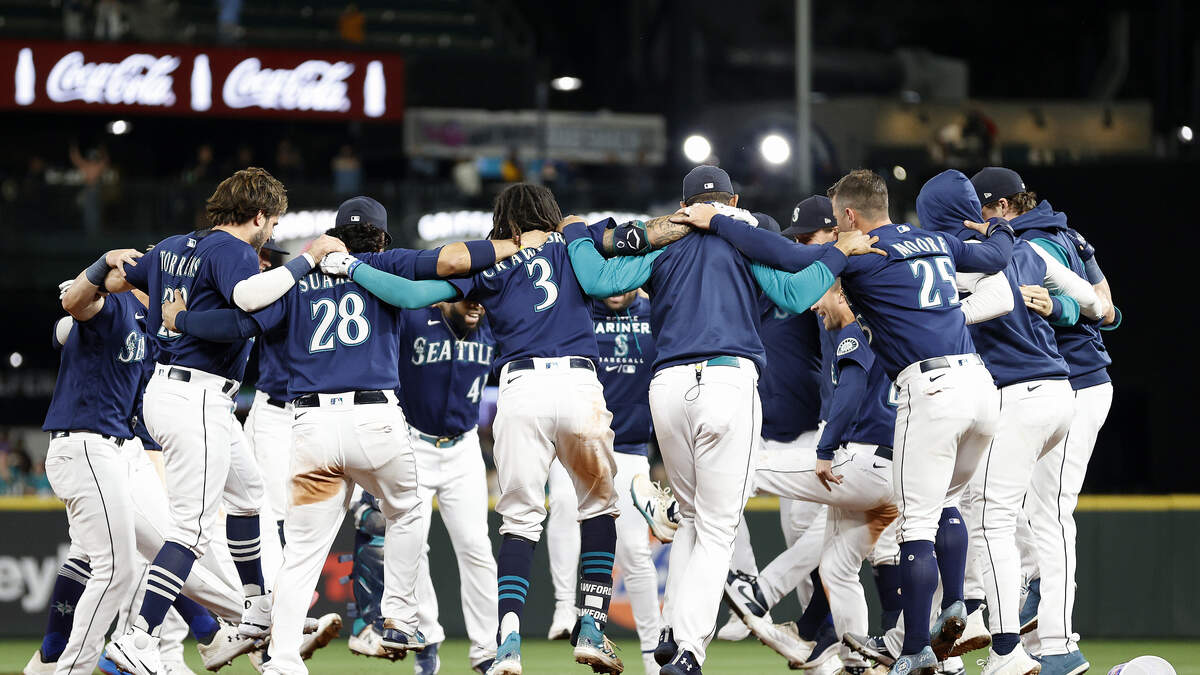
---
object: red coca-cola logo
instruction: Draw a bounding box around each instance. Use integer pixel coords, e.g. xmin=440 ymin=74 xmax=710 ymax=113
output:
xmin=46 ymin=50 xmax=179 ymax=106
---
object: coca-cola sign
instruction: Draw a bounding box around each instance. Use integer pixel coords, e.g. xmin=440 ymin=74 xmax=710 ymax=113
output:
xmin=0 ymin=40 xmax=403 ymax=120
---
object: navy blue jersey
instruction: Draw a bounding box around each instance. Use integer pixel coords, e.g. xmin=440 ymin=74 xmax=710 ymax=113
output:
xmin=592 ymin=296 xmax=656 ymax=453
xmin=132 ymin=319 xmax=160 ymax=449
xmin=643 ymin=232 xmax=766 ymax=372
xmin=44 ymin=293 xmax=147 ymax=439
xmin=840 ymin=224 xmax=1012 ymax=379
xmin=448 ymin=234 xmax=599 ymax=370
xmin=252 ymin=249 xmax=425 ymax=399
xmin=818 ymin=322 xmax=837 ymax=422
xmin=123 ymin=230 xmax=261 ymax=380
xmin=1012 ymin=201 xmax=1112 ymax=389
xmin=832 ymin=323 xmax=897 ymax=449
xmin=397 ymin=306 xmax=496 ymax=437
xmin=252 ymin=329 xmax=289 ymax=400
xmin=758 ymin=298 xmax=822 ymax=441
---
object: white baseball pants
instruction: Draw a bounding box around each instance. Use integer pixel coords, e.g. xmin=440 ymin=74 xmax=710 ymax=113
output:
xmin=143 ymin=365 xmax=264 ymax=556
xmin=963 ymin=378 xmax=1073 ymax=636
xmin=45 ymin=434 xmax=139 ymax=675
xmin=267 ymin=393 xmax=423 ymax=675
xmin=244 ymin=390 xmax=293 ymax=586
xmin=547 ymin=452 xmax=665 ymax=656
xmin=492 ymin=360 xmax=619 ymax=542
xmin=1025 ymin=382 xmax=1112 ymax=655
xmin=892 ymin=357 xmax=999 ymax=544
xmin=411 ymin=427 xmax=498 ymax=665
xmin=650 ymin=358 xmax=760 ymax=664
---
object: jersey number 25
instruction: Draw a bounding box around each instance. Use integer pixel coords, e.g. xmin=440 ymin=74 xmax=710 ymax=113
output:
xmin=908 ymin=257 xmax=959 ymax=309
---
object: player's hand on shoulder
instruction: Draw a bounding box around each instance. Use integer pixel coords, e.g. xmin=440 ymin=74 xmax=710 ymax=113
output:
xmin=58 ymin=279 xmax=75 ymax=301
xmin=834 ymin=230 xmax=886 ymax=257
xmin=555 ymin=215 xmax=586 ymax=233
xmin=319 ymin=251 xmax=358 ymax=277
xmin=308 ymin=234 xmax=348 ymax=261
xmin=670 ymin=202 xmax=718 ymax=229
xmin=521 ymin=228 xmax=552 ymax=249
xmin=815 ymin=458 xmax=843 ymax=492
xmin=105 ymin=248 xmax=143 ymax=276
xmin=161 ymin=293 xmax=188 ymax=331
xmin=711 ymin=202 xmax=757 ymax=226
xmin=1019 ymin=284 xmax=1053 ymax=317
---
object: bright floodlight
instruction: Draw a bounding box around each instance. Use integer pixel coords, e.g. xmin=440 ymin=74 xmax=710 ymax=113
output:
xmin=108 ymin=120 xmax=129 ymax=135
xmin=550 ymin=76 xmax=582 ymax=92
xmin=760 ymin=134 xmax=790 ymax=165
xmin=892 ymin=165 xmax=908 ymax=181
xmin=683 ymin=135 xmax=712 ymax=163
xmin=8 ymin=352 xmax=22 ymax=368
xmin=1180 ymin=125 xmax=1194 ymax=143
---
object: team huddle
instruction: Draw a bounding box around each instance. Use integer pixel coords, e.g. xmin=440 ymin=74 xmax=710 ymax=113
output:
xmin=28 ymin=161 xmax=1117 ymax=675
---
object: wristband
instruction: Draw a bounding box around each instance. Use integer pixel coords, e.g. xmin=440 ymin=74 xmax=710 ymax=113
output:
xmin=816 ymin=447 xmax=836 ymax=461
xmin=612 ymin=220 xmax=650 ymax=254
xmin=1047 ymin=297 xmax=1064 ymax=321
xmin=985 ymin=218 xmax=1015 ymax=238
xmin=283 ymin=254 xmax=314 ymax=281
xmin=465 ymin=239 xmax=496 ymax=273
xmin=348 ymin=259 xmax=363 ymax=278
xmin=84 ymin=255 xmax=111 ymax=287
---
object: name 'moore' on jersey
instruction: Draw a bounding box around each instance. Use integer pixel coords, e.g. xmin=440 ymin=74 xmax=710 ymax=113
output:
xmin=448 ymin=233 xmax=599 ymax=370
xmin=758 ymin=298 xmax=822 ymax=442
xmin=592 ymin=295 xmax=656 ymax=452
xmin=123 ymin=230 xmax=261 ymax=381
xmin=397 ymin=306 xmax=495 ymax=438
xmin=251 ymin=248 xmax=426 ymax=399
xmin=43 ymin=292 xmax=147 ymax=439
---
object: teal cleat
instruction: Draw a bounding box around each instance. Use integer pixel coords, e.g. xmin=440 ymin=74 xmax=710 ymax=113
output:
xmin=573 ymin=614 xmax=624 ymax=673
xmin=488 ymin=631 xmax=523 ymax=675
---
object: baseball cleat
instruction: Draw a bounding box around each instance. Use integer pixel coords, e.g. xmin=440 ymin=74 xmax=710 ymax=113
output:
xmin=572 ymin=614 xmax=624 ymax=674
xmin=659 ymin=649 xmax=702 ymax=674
xmin=717 ymin=612 xmax=752 ymax=641
xmin=197 ymin=617 xmax=258 ymax=670
xmin=929 ymin=600 xmax=967 ymax=661
xmin=414 ymin=641 xmax=440 ymax=675
xmin=723 ymin=571 xmax=771 ymax=623
xmin=97 ymin=652 xmax=121 ymax=675
xmin=23 ymin=649 xmax=56 ymax=675
xmin=940 ymin=656 xmax=966 ymax=675
xmin=887 ymin=646 xmax=939 ymax=675
xmin=950 ymin=603 xmax=991 ymax=657
xmin=752 ymin=620 xmax=816 ymax=669
xmin=472 ymin=657 xmax=495 ymax=674
xmin=162 ymin=659 xmax=198 ymax=674
xmin=799 ymin=621 xmax=840 ymax=670
xmin=379 ymin=619 xmax=426 ymax=656
xmin=1020 ymin=579 xmax=1040 ymax=635
xmin=106 ymin=626 xmax=163 ymax=675
xmin=811 ymin=654 xmax=843 ymax=675
xmin=1035 ymin=651 xmax=1089 ymax=675
xmin=654 ymin=627 xmax=678 ymax=666
xmin=978 ymin=646 xmax=1041 ymax=675
xmin=299 ymin=613 xmax=342 ymax=660
xmin=630 ymin=474 xmax=679 ymax=543
xmin=238 ymin=592 xmax=273 ymax=639
xmin=842 ymin=633 xmax=896 ymax=667
xmin=488 ymin=631 xmax=522 ymax=674
xmin=348 ymin=623 xmax=405 ymax=661
xmin=549 ymin=603 xmax=577 ymax=640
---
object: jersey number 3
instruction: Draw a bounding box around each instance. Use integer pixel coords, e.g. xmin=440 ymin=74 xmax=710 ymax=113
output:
xmin=908 ymin=257 xmax=959 ymax=308
xmin=309 ymin=292 xmax=371 ymax=352
xmin=526 ymin=258 xmax=559 ymax=312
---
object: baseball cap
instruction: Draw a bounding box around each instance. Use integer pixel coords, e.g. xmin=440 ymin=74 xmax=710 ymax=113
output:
xmin=752 ymin=212 xmax=781 ymax=234
xmin=336 ymin=195 xmax=388 ymax=232
xmin=970 ymin=167 xmax=1026 ymax=205
xmin=682 ymin=165 xmax=734 ymax=202
xmin=782 ymin=196 xmax=835 ymax=238
xmin=261 ymin=238 xmax=289 ymax=255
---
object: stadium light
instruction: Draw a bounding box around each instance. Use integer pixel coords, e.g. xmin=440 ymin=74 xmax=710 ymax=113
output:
xmin=550 ymin=76 xmax=582 ymax=92
xmin=107 ymin=119 xmax=130 ymax=135
xmin=760 ymin=134 xmax=790 ymax=165
xmin=892 ymin=165 xmax=908 ymax=181
xmin=1180 ymin=125 xmax=1194 ymax=143
xmin=8 ymin=352 xmax=22 ymax=368
xmin=683 ymin=135 xmax=712 ymax=163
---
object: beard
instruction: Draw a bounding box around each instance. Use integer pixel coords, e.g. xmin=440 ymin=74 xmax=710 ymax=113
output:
xmin=251 ymin=227 xmax=270 ymax=251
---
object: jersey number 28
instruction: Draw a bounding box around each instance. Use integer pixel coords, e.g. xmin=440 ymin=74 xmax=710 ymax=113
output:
xmin=908 ymin=257 xmax=959 ymax=308
xmin=309 ymin=292 xmax=371 ymax=352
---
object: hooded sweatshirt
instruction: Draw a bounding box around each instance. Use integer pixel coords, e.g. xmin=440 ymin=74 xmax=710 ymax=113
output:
xmin=917 ymin=171 xmax=1068 ymax=388
xmin=1010 ymin=201 xmax=1112 ymax=389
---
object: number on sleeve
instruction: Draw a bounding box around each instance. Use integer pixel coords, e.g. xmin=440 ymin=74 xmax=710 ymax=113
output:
xmin=309 ymin=292 xmax=371 ymax=353
xmin=525 ymin=258 xmax=559 ymax=312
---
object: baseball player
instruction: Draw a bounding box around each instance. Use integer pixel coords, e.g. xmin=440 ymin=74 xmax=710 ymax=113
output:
xmin=562 ymin=166 xmax=881 ymax=674
xmin=398 ymin=298 xmax=500 ymax=674
xmin=167 ymin=195 xmax=537 ymax=674
xmin=545 ymin=289 xmax=665 ymax=675
xmin=699 ymin=169 xmax=1016 ymax=675
xmin=971 ymin=168 xmax=1119 ymax=675
xmin=104 ymin=168 xmax=349 ymax=675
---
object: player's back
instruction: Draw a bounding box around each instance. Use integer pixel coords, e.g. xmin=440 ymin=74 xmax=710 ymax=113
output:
xmin=449 ymin=233 xmax=598 ymax=370
xmin=644 ymin=231 xmax=765 ymax=372
xmin=840 ymin=225 xmax=974 ymax=379
xmin=758 ymin=298 xmax=821 ymax=441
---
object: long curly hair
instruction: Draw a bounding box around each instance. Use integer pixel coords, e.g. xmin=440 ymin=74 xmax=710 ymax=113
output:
xmin=324 ymin=223 xmax=388 ymax=254
xmin=491 ymin=184 xmax=562 ymax=242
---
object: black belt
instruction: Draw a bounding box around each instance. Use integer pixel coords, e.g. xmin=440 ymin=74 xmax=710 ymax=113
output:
xmin=874 ymin=446 xmax=893 ymax=461
xmin=293 ymin=390 xmax=388 ymax=408
xmin=167 ymin=367 xmax=238 ymax=395
xmin=416 ymin=430 xmax=466 ymax=448
xmin=506 ymin=357 xmax=595 ymax=373
xmin=917 ymin=354 xmax=982 ymax=373
xmin=51 ymin=430 xmax=126 ymax=446
xmin=266 ymin=397 xmax=287 ymax=409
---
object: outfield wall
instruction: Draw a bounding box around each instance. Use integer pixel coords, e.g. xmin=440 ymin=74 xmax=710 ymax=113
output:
xmin=0 ymin=496 xmax=1195 ymax=638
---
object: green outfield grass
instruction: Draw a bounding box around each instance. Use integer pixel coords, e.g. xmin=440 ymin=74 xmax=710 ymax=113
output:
xmin=0 ymin=638 xmax=1197 ymax=675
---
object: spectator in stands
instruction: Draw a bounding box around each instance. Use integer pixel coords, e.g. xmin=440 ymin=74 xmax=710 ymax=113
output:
xmin=63 ymin=0 xmax=88 ymax=39
xmin=94 ymin=0 xmax=126 ymax=39
xmin=339 ymin=3 xmax=366 ymax=44
xmin=217 ymin=0 xmax=243 ymax=43
xmin=69 ymin=144 xmax=109 ymax=235
xmin=182 ymin=143 xmax=216 ymax=185
xmin=331 ymin=144 xmax=363 ymax=195
xmin=275 ymin=138 xmax=305 ymax=184
xmin=500 ymin=147 xmax=524 ymax=182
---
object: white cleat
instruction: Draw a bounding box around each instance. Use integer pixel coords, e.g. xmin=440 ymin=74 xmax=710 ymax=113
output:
xmin=162 ymin=659 xmax=198 ymax=674
xmin=239 ymin=593 xmax=273 ymax=639
xmin=978 ymin=646 xmax=1042 ymax=675
xmin=630 ymin=474 xmax=679 ymax=543
xmin=348 ymin=624 xmax=405 ymax=661
xmin=547 ymin=603 xmax=576 ymax=641
xmin=941 ymin=656 xmax=966 ymax=675
xmin=751 ymin=620 xmax=816 ymax=669
xmin=22 ymin=650 xmax=56 ymax=675
xmin=299 ymin=613 xmax=342 ymax=660
xmin=106 ymin=627 xmax=163 ymax=675
xmin=717 ymin=612 xmax=752 ymax=641
xmin=813 ymin=653 xmax=843 ymax=675
xmin=197 ymin=617 xmax=259 ymax=671
xmin=950 ymin=604 xmax=992 ymax=657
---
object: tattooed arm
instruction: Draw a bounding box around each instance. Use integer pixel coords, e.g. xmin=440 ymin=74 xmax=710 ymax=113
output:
xmin=595 ymin=212 xmax=691 ymax=257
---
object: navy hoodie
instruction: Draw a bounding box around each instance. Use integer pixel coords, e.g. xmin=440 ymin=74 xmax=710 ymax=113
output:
xmin=1010 ymin=201 xmax=1112 ymax=389
xmin=917 ymin=171 xmax=1068 ymax=388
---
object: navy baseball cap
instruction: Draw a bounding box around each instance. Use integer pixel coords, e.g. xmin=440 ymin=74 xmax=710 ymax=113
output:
xmin=782 ymin=196 xmax=835 ymax=238
xmin=682 ymin=165 xmax=734 ymax=202
xmin=336 ymin=196 xmax=388 ymax=232
xmin=970 ymin=167 xmax=1026 ymax=205
xmin=752 ymin=212 xmax=781 ymax=234
xmin=261 ymin=238 xmax=289 ymax=255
